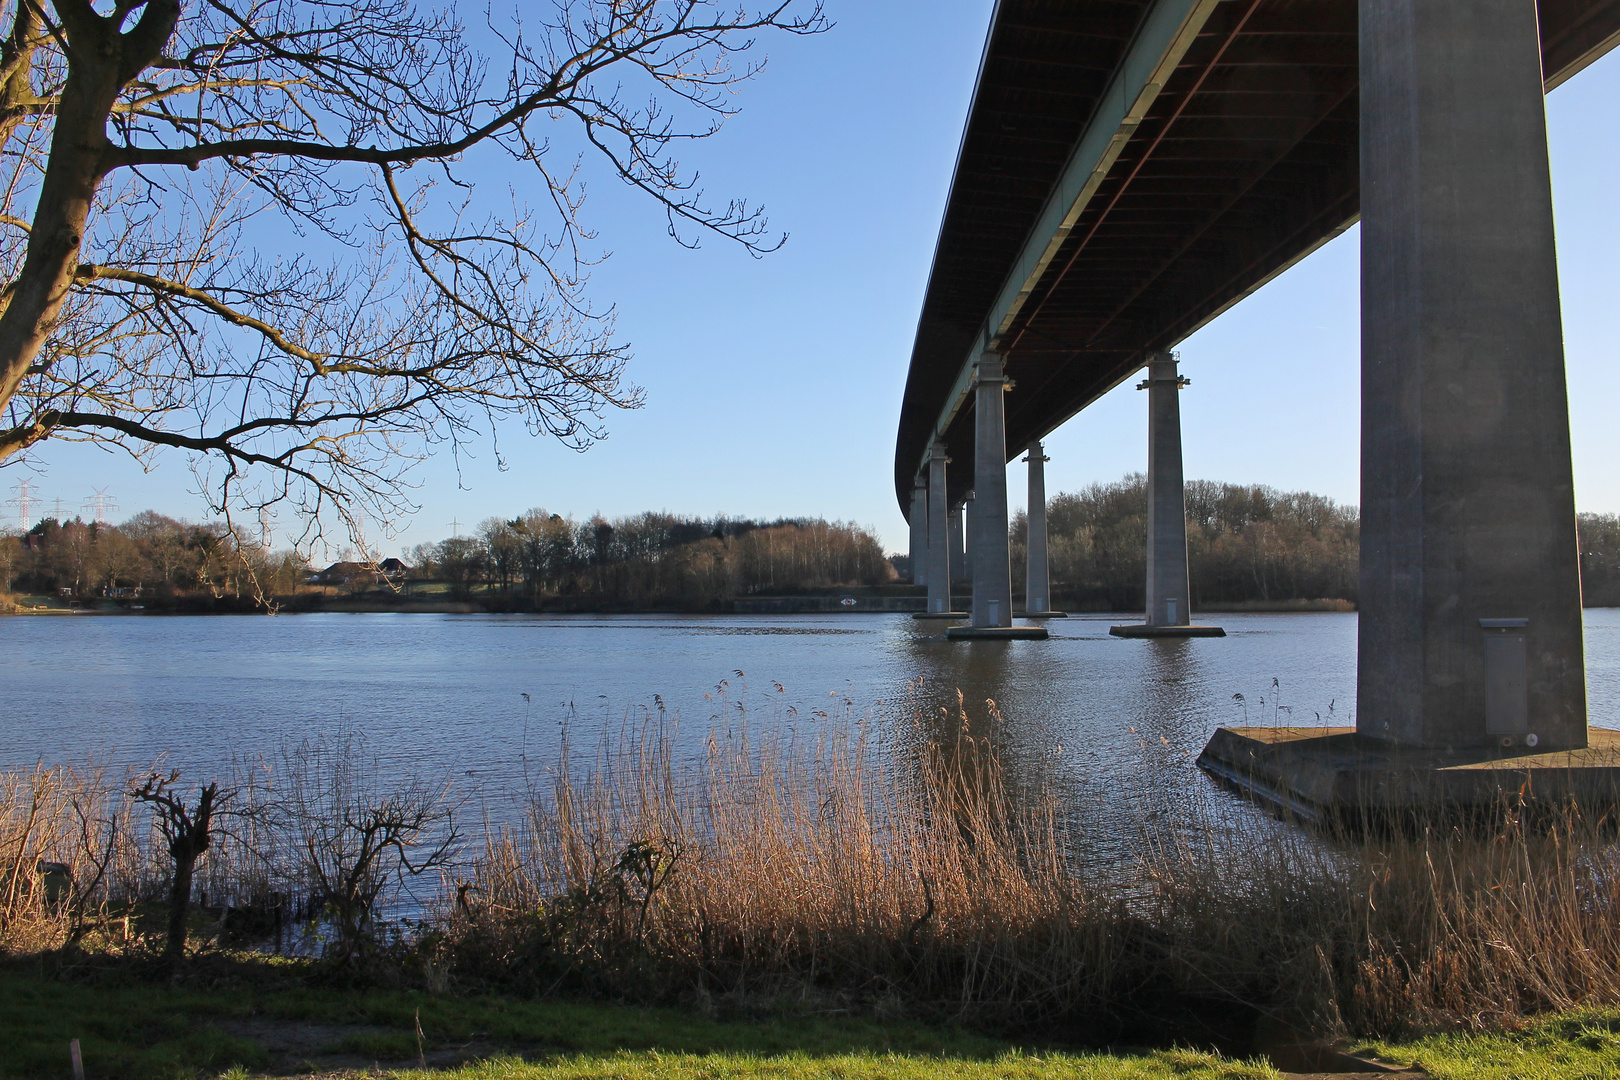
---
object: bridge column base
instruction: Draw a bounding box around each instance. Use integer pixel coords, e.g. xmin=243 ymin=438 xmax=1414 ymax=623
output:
xmin=1197 ymin=727 xmax=1620 ymax=827
xmin=1110 ymin=623 xmax=1224 ymax=638
xmin=945 ymin=625 xmax=1049 ymax=641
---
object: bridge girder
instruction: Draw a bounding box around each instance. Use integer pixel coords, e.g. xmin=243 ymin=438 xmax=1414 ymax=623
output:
xmin=894 ymin=0 xmax=1620 ymax=516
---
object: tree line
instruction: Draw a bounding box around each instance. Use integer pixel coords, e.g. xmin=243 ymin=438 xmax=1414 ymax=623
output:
xmin=7 ymin=480 xmax=1619 ymax=612
xmin=412 ymin=512 xmax=894 ymax=608
xmin=1 ymin=512 xmax=308 ymax=606
xmin=1010 ymin=474 xmax=1620 ymax=609
xmin=0 ymin=509 xmax=893 ymax=611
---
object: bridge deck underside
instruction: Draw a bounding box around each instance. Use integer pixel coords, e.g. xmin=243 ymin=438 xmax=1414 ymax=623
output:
xmin=895 ymin=0 xmax=1620 ymax=511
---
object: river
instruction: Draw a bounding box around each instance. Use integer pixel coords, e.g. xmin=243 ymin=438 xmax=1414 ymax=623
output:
xmin=8 ymin=609 xmax=1620 ymax=830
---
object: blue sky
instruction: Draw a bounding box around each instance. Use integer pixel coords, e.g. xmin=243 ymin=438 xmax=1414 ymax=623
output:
xmin=13 ymin=2 xmax=1620 ymax=556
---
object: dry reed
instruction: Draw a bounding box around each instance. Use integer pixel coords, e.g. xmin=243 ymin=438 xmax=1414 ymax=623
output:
xmin=449 ymin=697 xmax=1620 ymax=1038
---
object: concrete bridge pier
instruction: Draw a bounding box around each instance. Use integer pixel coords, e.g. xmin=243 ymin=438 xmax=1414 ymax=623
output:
xmin=909 ymin=479 xmax=928 ymax=588
xmin=1197 ymin=0 xmax=1618 ymax=820
xmin=1021 ymin=442 xmax=1064 ymax=618
xmin=915 ymin=441 xmax=966 ymax=619
xmin=1112 ymin=354 xmax=1222 ymax=639
xmin=949 ymin=502 xmax=967 ymax=585
xmin=948 ymin=353 xmax=1046 ymax=640
xmin=1356 ymin=0 xmax=1585 ymax=752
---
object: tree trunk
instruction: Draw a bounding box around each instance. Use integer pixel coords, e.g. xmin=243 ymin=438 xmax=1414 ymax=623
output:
xmin=0 ymin=1 xmax=181 ymax=452
xmin=164 ymin=850 xmax=198 ymax=962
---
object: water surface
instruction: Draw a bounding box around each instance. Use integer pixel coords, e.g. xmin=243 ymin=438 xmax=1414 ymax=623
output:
xmin=8 ymin=609 xmax=1620 ymax=827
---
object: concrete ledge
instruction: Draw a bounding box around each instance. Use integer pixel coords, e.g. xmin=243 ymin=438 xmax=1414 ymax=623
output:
xmin=1197 ymin=726 xmax=1620 ymax=823
xmin=911 ymin=611 xmax=969 ymax=620
xmin=1016 ymin=611 xmax=1069 ymax=619
xmin=944 ymin=625 xmax=1050 ymax=640
xmin=1109 ymin=623 xmax=1226 ymax=638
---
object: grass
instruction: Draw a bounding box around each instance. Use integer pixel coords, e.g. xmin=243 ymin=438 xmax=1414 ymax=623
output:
xmin=8 ymin=963 xmax=1620 ymax=1080
xmin=0 ymin=963 xmax=1271 ymax=1080
xmin=1358 ymin=1011 xmax=1620 ymax=1079
xmin=409 ymin=1050 xmax=1282 ymax=1080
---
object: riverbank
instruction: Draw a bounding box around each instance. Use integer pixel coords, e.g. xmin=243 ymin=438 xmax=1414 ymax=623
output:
xmin=31 ymin=589 xmax=1620 ymax=616
xmin=8 ymin=706 xmax=1620 ymax=1056
xmin=0 ymin=585 xmax=931 ymax=616
xmin=0 ymin=591 xmax=1368 ymax=616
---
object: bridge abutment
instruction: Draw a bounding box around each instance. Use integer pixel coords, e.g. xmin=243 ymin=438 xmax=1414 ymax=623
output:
xmin=1358 ymin=0 xmax=1586 ymax=752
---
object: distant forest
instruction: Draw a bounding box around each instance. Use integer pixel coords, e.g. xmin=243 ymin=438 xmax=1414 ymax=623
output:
xmin=1009 ymin=474 xmax=1620 ymax=610
xmin=1010 ymin=475 xmax=1359 ymax=611
xmin=407 ymin=512 xmax=894 ymax=608
xmin=4 ymin=479 xmax=1619 ymax=611
xmin=0 ymin=510 xmax=894 ymax=611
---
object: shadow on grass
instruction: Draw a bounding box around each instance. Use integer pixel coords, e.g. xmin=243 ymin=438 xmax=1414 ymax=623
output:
xmin=1 ymin=954 xmax=1030 ymax=1080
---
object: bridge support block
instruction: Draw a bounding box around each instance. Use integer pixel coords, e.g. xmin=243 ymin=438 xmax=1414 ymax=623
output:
xmin=1110 ymin=624 xmax=1225 ymax=638
xmin=925 ymin=441 xmax=953 ymax=615
xmin=1197 ymin=727 xmax=1620 ymax=826
xmin=1356 ymin=0 xmax=1585 ymax=751
xmin=945 ymin=624 xmax=1048 ymax=640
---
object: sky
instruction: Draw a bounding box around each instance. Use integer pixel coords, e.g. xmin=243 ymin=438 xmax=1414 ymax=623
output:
xmin=10 ymin=2 xmax=1620 ymax=557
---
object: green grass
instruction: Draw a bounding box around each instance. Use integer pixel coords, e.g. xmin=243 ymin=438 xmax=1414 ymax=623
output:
xmin=0 ymin=964 xmax=1273 ymax=1080
xmin=1358 ymin=1011 xmax=1620 ymax=1080
xmin=408 ymin=1051 xmax=1280 ymax=1080
xmin=5 ymin=963 xmax=1619 ymax=1080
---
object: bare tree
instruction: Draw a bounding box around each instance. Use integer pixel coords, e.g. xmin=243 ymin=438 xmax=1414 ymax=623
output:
xmin=0 ymin=0 xmax=826 ymax=545
xmin=128 ymin=770 xmax=222 ymax=963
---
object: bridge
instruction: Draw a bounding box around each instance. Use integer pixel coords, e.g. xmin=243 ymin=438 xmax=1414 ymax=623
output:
xmin=896 ymin=1 xmax=1620 ymax=756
